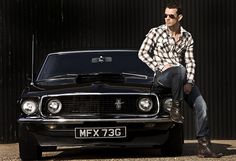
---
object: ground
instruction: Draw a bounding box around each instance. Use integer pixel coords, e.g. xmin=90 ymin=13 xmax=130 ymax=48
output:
xmin=0 ymin=140 xmax=235 ymax=161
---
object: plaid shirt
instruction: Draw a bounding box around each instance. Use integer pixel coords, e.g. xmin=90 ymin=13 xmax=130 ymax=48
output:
xmin=138 ymin=25 xmax=196 ymax=84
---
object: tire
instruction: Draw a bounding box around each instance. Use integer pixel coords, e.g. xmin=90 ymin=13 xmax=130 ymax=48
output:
xmin=161 ymin=123 xmax=184 ymax=156
xmin=18 ymin=125 xmax=42 ymax=160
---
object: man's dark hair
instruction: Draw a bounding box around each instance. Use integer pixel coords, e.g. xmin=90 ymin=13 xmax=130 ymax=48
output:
xmin=166 ymin=0 xmax=183 ymax=15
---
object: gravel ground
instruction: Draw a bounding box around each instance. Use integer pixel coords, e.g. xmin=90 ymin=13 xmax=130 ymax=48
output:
xmin=0 ymin=140 xmax=236 ymax=161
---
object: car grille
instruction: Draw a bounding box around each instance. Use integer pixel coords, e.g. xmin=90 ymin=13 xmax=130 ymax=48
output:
xmin=41 ymin=94 xmax=159 ymax=117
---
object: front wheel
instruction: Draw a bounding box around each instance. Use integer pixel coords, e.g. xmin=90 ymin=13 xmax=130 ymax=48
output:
xmin=161 ymin=123 xmax=184 ymax=156
xmin=19 ymin=125 xmax=42 ymax=160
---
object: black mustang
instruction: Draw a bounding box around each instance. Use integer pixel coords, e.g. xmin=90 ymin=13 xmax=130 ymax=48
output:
xmin=18 ymin=50 xmax=183 ymax=160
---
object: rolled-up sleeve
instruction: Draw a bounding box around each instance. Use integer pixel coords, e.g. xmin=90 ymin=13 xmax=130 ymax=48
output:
xmin=185 ymin=35 xmax=196 ymax=83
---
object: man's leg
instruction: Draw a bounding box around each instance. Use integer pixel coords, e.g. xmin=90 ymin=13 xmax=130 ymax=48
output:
xmin=156 ymin=66 xmax=186 ymax=123
xmin=184 ymin=86 xmax=209 ymax=137
xmin=184 ymin=85 xmax=223 ymax=158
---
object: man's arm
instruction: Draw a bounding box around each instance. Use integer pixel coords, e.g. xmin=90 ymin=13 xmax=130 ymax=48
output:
xmin=185 ymin=35 xmax=196 ymax=84
xmin=138 ymin=28 xmax=166 ymax=72
xmin=184 ymin=34 xmax=196 ymax=94
xmin=138 ymin=29 xmax=157 ymax=71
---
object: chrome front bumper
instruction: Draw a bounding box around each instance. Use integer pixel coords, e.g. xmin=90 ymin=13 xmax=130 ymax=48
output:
xmin=18 ymin=117 xmax=172 ymax=124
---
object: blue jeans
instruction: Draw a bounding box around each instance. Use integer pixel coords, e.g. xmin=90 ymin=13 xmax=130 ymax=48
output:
xmin=184 ymin=85 xmax=210 ymax=138
xmin=155 ymin=66 xmax=210 ymax=138
xmin=156 ymin=66 xmax=186 ymax=102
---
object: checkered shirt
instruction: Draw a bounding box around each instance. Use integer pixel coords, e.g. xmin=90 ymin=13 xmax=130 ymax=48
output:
xmin=138 ymin=25 xmax=196 ymax=84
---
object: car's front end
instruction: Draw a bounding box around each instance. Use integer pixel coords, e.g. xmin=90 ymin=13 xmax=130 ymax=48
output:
xmin=18 ymin=50 xmax=183 ymax=160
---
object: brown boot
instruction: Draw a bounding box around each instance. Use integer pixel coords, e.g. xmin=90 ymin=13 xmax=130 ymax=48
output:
xmin=170 ymin=101 xmax=184 ymax=123
xmin=197 ymin=137 xmax=223 ymax=158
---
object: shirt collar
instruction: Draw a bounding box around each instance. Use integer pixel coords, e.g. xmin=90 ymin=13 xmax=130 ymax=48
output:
xmin=162 ymin=25 xmax=187 ymax=37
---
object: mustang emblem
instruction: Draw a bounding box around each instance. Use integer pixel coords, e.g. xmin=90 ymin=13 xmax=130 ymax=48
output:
xmin=114 ymin=99 xmax=124 ymax=110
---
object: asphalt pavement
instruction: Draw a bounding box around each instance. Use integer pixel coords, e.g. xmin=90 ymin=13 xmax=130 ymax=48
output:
xmin=0 ymin=140 xmax=236 ymax=161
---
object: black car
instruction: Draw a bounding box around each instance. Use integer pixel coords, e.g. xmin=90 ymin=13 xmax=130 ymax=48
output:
xmin=18 ymin=50 xmax=183 ymax=160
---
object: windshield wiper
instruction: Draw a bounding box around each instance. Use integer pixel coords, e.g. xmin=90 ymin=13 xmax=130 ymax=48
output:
xmin=121 ymin=72 xmax=148 ymax=79
xmin=47 ymin=73 xmax=150 ymax=80
xmin=48 ymin=74 xmax=78 ymax=79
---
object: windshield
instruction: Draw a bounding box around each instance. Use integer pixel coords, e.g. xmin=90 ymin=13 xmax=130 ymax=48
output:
xmin=36 ymin=51 xmax=153 ymax=81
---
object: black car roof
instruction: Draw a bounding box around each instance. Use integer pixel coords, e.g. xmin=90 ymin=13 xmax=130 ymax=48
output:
xmin=48 ymin=49 xmax=137 ymax=56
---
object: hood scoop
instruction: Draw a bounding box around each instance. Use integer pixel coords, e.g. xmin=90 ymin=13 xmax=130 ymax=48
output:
xmin=76 ymin=73 xmax=124 ymax=84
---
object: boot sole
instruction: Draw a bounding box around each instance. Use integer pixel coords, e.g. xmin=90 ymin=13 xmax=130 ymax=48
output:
xmin=198 ymin=153 xmax=223 ymax=158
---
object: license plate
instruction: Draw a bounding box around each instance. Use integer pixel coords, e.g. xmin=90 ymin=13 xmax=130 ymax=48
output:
xmin=75 ymin=126 xmax=126 ymax=139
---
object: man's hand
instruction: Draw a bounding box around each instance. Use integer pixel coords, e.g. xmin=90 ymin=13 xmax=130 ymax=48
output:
xmin=184 ymin=83 xmax=193 ymax=94
xmin=162 ymin=64 xmax=173 ymax=71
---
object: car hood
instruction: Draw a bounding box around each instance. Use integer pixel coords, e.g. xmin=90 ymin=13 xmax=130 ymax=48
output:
xmin=31 ymin=76 xmax=154 ymax=95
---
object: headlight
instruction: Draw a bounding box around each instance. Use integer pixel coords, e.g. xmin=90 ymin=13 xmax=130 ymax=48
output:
xmin=163 ymin=98 xmax=172 ymax=112
xmin=138 ymin=97 xmax=153 ymax=112
xmin=47 ymin=99 xmax=62 ymax=114
xmin=21 ymin=100 xmax=38 ymax=115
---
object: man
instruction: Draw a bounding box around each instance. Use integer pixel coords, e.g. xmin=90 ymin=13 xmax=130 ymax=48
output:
xmin=138 ymin=0 xmax=222 ymax=158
